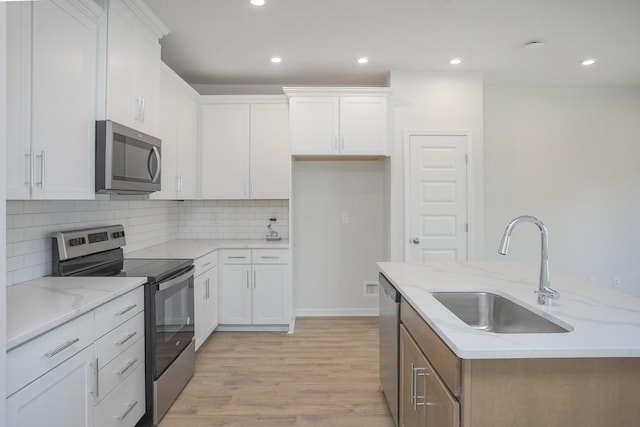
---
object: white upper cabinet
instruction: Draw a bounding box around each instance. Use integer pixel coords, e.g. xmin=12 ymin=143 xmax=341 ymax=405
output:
xmin=151 ymin=63 xmax=199 ymax=200
xmin=284 ymin=87 xmax=391 ymax=157
xmin=200 ymin=96 xmax=291 ymax=200
xmin=97 ymin=0 xmax=168 ymax=136
xmin=6 ymin=0 xmax=101 ymax=200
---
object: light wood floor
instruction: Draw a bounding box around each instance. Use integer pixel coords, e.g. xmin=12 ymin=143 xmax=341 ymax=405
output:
xmin=159 ymin=317 xmax=395 ymax=427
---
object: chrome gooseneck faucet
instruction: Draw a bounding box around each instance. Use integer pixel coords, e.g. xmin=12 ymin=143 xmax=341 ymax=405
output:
xmin=498 ymin=215 xmax=560 ymax=305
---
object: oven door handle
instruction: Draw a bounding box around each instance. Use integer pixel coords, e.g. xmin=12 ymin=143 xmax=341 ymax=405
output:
xmin=157 ymin=265 xmax=195 ymax=292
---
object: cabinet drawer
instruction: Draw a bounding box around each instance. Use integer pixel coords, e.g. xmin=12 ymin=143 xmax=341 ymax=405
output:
xmin=7 ymin=311 xmax=94 ymax=397
xmin=195 ymin=250 xmax=217 ymax=275
xmin=96 ymin=337 xmax=145 ymax=404
xmin=95 ymin=311 xmax=145 ymax=368
xmin=95 ymin=362 xmax=146 ymax=427
xmin=252 ymin=249 xmax=289 ymax=264
xmin=222 ymin=249 xmax=252 ymax=264
xmin=401 ymin=298 xmax=461 ymax=396
xmin=95 ymin=287 xmax=144 ymax=338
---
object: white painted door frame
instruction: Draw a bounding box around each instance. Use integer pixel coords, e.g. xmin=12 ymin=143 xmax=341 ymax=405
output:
xmin=403 ymin=130 xmax=475 ymax=262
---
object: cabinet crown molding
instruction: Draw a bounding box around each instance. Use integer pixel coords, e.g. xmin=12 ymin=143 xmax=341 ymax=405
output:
xmin=199 ymin=94 xmax=288 ymax=104
xmin=282 ymin=86 xmax=393 ymax=97
xmin=116 ymin=0 xmax=169 ymax=39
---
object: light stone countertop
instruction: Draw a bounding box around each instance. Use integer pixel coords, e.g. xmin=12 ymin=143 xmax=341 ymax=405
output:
xmin=378 ymin=261 xmax=640 ymax=359
xmin=126 ymin=239 xmax=289 ymax=260
xmin=7 ymin=276 xmax=147 ymax=351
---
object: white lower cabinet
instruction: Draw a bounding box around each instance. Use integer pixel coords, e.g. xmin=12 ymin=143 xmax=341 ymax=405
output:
xmin=220 ymin=249 xmax=290 ymax=327
xmin=6 ymin=286 xmax=146 ymax=427
xmin=6 ymin=345 xmax=96 ymax=427
xmin=194 ymin=251 xmax=219 ymax=350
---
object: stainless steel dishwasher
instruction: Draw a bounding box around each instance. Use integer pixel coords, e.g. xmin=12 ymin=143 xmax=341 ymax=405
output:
xmin=379 ymin=272 xmax=400 ymax=426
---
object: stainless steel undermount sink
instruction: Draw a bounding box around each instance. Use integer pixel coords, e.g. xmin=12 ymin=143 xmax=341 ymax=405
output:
xmin=430 ymin=291 xmax=573 ymax=333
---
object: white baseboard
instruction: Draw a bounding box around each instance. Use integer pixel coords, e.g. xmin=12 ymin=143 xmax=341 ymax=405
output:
xmin=295 ymin=308 xmax=379 ymax=317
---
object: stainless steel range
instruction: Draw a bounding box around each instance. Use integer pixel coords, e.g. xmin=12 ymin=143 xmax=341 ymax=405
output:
xmin=52 ymin=225 xmax=195 ymax=426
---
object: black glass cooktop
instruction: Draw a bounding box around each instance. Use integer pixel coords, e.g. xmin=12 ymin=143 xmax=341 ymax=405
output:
xmin=78 ymin=257 xmax=192 ymax=282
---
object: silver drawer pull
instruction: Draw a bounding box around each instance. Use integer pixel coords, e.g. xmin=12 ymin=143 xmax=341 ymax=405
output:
xmin=115 ymin=304 xmax=137 ymax=316
xmin=227 ymin=256 xmax=246 ymax=259
xmin=260 ymin=256 xmax=280 ymax=259
xmin=116 ymin=401 xmax=138 ymax=421
xmin=116 ymin=331 xmax=137 ymax=346
xmin=201 ymin=262 xmax=212 ymax=267
xmin=45 ymin=338 xmax=80 ymax=358
xmin=115 ymin=358 xmax=138 ymax=376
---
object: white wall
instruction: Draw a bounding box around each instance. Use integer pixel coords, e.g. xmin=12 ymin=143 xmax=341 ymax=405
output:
xmin=1 ymin=1 xmax=8 ymax=412
xmin=484 ymin=86 xmax=640 ymax=296
xmin=293 ymin=160 xmax=386 ymax=315
xmin=388 ymin=71 xmax=484 ymax=261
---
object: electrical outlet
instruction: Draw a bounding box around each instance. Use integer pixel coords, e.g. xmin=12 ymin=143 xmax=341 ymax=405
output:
xmin=364 ymin=281 xmax=379 ymax=297
xmin=613 ymin=276 xmax=621 ymax=289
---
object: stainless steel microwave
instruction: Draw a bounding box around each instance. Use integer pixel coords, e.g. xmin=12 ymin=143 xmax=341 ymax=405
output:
xmin=95 ymin=120 xmax=161 ymax=194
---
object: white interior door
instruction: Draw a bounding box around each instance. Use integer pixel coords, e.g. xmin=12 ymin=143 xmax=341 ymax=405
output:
xmin=407 ymin=133 xmax=468 ymax=263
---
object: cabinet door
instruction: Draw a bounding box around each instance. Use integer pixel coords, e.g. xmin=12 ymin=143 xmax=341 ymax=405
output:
xmin=250 ymin=104 xmax=291 ymax=199
xmin=339 ymin=97 xmax=388 ymax=155
xmin=201 ymin=104 xmax=250 ymax=199
xmin=176 ymin=91 xmax=199 ymax=199
xmin=290 ymin=97 xmax=339 ymax=155
xmin=133 ymin=28 xmax=160 ymax=135
xmin=152 ymin=70 xmax=179 ymax=199
xmin=5 ymin=2 xmax=31 ymax=199
xmin=204 ymin=265 xmax=219 ymax=336
xmin=220 ymin=265 xmax=252 ymax=324
xmin=194 ymin=274 xmax=207 ymax=350
xmin=6 ymin=345 xmax=95 ymax=427
xmin=400 ymin=326 xmax=426 ymax=427
xmin=105 ymin=1 xmax=138 ymax=130
xmin=252 ymin=264 xmax=289 ymax=325
xmin=424 ymin=359 xmax=459 ymax=427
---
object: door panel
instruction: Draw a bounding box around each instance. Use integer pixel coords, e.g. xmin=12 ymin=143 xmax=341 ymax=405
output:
xmin=407 ymin=134 xmax=468 ymax=263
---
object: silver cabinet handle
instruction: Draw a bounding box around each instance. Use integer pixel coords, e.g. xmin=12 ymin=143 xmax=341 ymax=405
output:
xmin=141 ymin=97 xmax=145 ymax=123
xmin=45 ymin=338 xmax=80 ymax=358
xmin=260 ymin=256 xmax=279 ymax=259
xmin=116 ymin=331 xmax=137 ymax=346
xmin=117 ymin=401 xmax=138 ymax=421
xmin=178 ymin=176 xmax=183 ymax=193
xmin=246 ymin=270 xmax=249 ymax=289
xmin=340 ymin=135 xmax=345 ymax=151
xmin=413 ymin=366 xmax=430 ymax=409
xmin=334 ymin=135 xmax=338 ymax=152
xmin=203 ymin=279 xmax=207 ymax=299
xmin=115 ymin=358 xmax=138 ymax=376
xmin=228 ymin=256 xmax=247 ymax=259
xmin=116 ymin=304 xmax=137 ymax=316
xmin=135 ymin=96 xmax=142 ymax=121
xmin=253 ymin=270 xmax=256 ymax=288
xmin=36 ymin=150 xmax=45 ymax=189
xmin=410 ymin=362 xmax=416 ymax=408
xmin=201 ymin=262 xmax=212 ymax=268
xmin=25 ymin=153 xmax=33 ymax=188
xmin=206 ymin=278 xmax=210 ymax=299
xmin=90 ymin=358 xmax=99 ymax=397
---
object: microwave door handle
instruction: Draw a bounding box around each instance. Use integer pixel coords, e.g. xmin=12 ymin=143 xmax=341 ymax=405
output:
xmin=148 ymin=146 xmax=161 ymax=183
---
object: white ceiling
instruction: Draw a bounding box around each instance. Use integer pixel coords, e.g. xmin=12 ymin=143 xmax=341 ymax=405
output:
xmin=144 ymin=0 xmax=640 ymax=87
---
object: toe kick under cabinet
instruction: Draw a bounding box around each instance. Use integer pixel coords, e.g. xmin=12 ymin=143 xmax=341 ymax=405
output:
xmin=399 ymin=297 xmax=640 ymax=427
xmin=6 ymin=287 xmax=146 ymax=427
xmin=219 ymin=248 xmax=290 ymax=330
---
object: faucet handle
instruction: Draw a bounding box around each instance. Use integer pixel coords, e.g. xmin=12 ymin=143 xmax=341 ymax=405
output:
xmin=536 ymin=287 xmax=560 ymax=304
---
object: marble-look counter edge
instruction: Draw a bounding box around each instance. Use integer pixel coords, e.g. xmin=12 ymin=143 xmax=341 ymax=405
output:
xmin=126 ymin=239 xmax=289 ymax=260
xmin=7 ymin=276 xmax=147 ymax=351
xmin=378 ymin=261 xmax=640 ymax=359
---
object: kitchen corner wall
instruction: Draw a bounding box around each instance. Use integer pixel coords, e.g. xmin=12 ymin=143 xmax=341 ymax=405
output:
xmin=6 ymin=198 xmax=289 ymax=286
xmin=483 ymin=86 xmax=640 ymax=296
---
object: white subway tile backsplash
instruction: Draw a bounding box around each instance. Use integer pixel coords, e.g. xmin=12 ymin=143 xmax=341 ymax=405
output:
xmin=6 ymin=198 xmax=289 ymax=286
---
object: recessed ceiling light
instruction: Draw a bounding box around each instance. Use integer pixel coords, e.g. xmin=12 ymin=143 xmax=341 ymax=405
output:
xmin=270 ymin=56 xmax=282 ymax=63
xmin=581 ymin=58 xmax=597 ymax=66
xmin=250 ymin=0 xmax=266 ymax=6
xmin=449 ymin=58 xmax=462 ymax=65
xmin=357 ymin=57 xmax=369 ymax=64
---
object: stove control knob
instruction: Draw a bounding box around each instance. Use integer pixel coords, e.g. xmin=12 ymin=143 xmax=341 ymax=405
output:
xmin=69 ymin=237 xmax=85 ymax=247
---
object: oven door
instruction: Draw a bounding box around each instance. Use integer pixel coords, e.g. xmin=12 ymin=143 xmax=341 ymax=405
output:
xmin=153 ymin=265 xmax=195 ymax=379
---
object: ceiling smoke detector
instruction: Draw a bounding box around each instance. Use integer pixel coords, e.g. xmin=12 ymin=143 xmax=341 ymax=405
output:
xmin=524 ymin=41 xmax=545 ymax=50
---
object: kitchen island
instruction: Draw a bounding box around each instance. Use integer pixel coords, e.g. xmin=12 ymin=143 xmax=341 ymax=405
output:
xmin=378 ymin=262 xmax=640 ymax=427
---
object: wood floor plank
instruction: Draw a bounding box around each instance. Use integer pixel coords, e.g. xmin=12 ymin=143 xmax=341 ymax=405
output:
xmin=159 ymin=317 xmax=395 ymax=427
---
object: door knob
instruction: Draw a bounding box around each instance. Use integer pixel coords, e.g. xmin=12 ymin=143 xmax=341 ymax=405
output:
xmin=412 ymin=237 xmax=420 ymax=244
